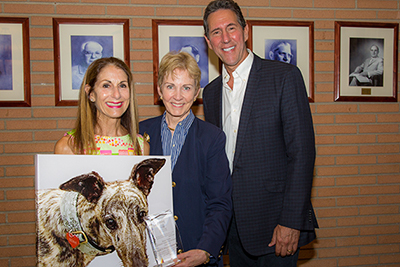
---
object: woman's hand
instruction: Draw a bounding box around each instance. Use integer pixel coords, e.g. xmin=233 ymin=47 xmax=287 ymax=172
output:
xmin=173 ymin=249 xmax=209 ymax=267
xmin=143 ymin=140 xmax=150 ymax=155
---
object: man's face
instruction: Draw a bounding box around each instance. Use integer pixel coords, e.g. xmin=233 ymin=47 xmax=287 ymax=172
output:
xmin=83 ymin=42 xmax=103 ymax=66
xmin=370 ymin=45 xmax=379 ymax=58
xmin=204 ymin=9 xmax=249 ymax=74
xmin=272 ymin=43 xmax=293 ymax=63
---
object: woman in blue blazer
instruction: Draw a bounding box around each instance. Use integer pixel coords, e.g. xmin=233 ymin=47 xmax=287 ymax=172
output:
xmin=139 ymin=51 xmax=232 ymax=267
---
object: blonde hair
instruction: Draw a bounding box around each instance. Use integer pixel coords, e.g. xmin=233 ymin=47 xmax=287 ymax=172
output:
xmin=158 ymin=51 xmax=201 ymax=92
xmin=71 ymin=57 xmax=141 ymax=155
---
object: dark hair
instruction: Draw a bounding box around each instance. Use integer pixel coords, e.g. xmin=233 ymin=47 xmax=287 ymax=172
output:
xmin=203 ymin=0 xmax=246 ymax=38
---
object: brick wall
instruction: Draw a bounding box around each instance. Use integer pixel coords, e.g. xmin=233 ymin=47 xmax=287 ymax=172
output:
xmin=0 ymin=0 xmax=399 ymax=266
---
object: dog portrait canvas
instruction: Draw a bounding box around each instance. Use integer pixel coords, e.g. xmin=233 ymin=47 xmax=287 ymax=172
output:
xmin=35 ymin=155 xmax=173 ymax=267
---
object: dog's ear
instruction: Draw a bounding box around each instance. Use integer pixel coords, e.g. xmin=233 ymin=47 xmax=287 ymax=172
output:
xmin=59 ymin=171 xmax=105 ymax=204
xmin=130 ymin=158 xmax=166 ymax=196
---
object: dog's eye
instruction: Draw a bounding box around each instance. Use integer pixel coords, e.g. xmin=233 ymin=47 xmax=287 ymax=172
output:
xmin=138 ymin=210 xmax=147 ymax=224
xmin=105 ymin=217 xmax=118 ymax=230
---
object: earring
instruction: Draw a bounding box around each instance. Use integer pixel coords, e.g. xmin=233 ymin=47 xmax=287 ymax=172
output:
xmin=90 ymin=98 xmax=95 ymax=102
xmin=160 ymin=96 xmax=163 ymax=100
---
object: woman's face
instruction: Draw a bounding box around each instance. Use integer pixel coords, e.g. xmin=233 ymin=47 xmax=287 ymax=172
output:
xmin=158 ymin=68 xmax=199 ymax=124
xmin=86 ymin=64 xmax=130 ymax=121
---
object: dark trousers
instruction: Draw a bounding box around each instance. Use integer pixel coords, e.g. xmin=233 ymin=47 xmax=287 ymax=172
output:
xmin=228 ymin=216 xmax=299 ymax=267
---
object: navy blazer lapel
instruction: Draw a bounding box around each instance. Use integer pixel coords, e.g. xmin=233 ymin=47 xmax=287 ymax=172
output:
xmin=207 ymin=76 xmax=223 ymax=128
xmin=216 ymin=78 xmax=223 ymax=128
xmin=146 ymin=117 xmax=163 ymax=156
xmin=233 ymin=55 xmax=262 ymax=167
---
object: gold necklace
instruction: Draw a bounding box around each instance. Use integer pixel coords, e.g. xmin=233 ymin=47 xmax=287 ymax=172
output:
xmin=168 ymin=126 xmax=175 ymax=131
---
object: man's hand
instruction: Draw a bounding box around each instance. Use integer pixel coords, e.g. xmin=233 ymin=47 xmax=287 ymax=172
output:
xmin=174 ymin=249 xmax=209 ymax=267
xmin=268 ymin=224 xmax=300 ymax=256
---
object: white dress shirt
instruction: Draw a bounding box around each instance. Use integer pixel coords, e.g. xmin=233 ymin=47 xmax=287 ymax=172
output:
xmin=222 ymin=49 xmax=254 ymax=172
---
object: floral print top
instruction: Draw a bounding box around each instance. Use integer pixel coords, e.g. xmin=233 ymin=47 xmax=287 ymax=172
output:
xmin=65 ymin=130 xmax=144 ymax=155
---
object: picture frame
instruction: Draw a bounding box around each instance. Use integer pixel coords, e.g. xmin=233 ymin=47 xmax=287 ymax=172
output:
xmin=152 ymin=19 xmax=220 ymax=105
xmin=35 ymin=154 xmax=173 ymax=267
xmin=0 ymin=17 xmax=31 ymax=107
xmin=53 ymin=18 xmax=130 ymax=106
xmin=247 ymin=20 xmax=314 ymax=102
xmin=334 ymin=21 xmax=398 ymax=102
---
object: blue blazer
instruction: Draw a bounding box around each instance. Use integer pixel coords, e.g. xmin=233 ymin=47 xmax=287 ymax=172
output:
xmin=139 ymin=116 xmax=232 ymax=260
xmin=203 ymin=54 xmax=318 ymax=256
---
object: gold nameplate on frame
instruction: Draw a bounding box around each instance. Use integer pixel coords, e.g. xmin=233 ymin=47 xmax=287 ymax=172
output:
xmin=361 ymin=88 xmax=372 ymax=95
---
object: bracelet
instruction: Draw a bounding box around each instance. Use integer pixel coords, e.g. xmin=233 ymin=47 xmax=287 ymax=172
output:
xmin=203 ymin=251 xmax=210 ymax=264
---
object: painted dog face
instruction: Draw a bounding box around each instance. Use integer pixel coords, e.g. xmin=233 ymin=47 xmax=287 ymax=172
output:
xmin=37 ymin=158 xmax=166 ymax=267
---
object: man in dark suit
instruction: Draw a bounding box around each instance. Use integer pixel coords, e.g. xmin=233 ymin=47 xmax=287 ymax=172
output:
xmin=202 ymin=0 xmax=318 ymax=266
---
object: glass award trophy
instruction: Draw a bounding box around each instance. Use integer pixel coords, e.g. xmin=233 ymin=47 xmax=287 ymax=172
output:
xmin=145 ymin=210 xmax=181 ymax=267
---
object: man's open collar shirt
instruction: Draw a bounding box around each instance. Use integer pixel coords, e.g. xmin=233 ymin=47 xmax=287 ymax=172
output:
xmin=222 ymin=49 xmax=254 ymax=172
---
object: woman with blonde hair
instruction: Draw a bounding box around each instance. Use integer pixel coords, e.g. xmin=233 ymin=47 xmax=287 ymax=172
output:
xmin=140 ymin=51 xmax=232 ymax=267
xmin=55 ymin=57 xmax=149 ymax=155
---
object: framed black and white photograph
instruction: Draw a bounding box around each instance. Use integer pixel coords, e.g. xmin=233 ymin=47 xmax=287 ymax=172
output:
xmin=334 ymin=21 xmax=398 ymax=102
xmin=248 ymin=20 xmax=314 ymax=102
xmin=53 ymin=18 xmax=129 ymax=106
xmin=152 ymin=19 xmax=220 ymax=105
xmin=0 ymin=17 xmax=31 ymax=107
